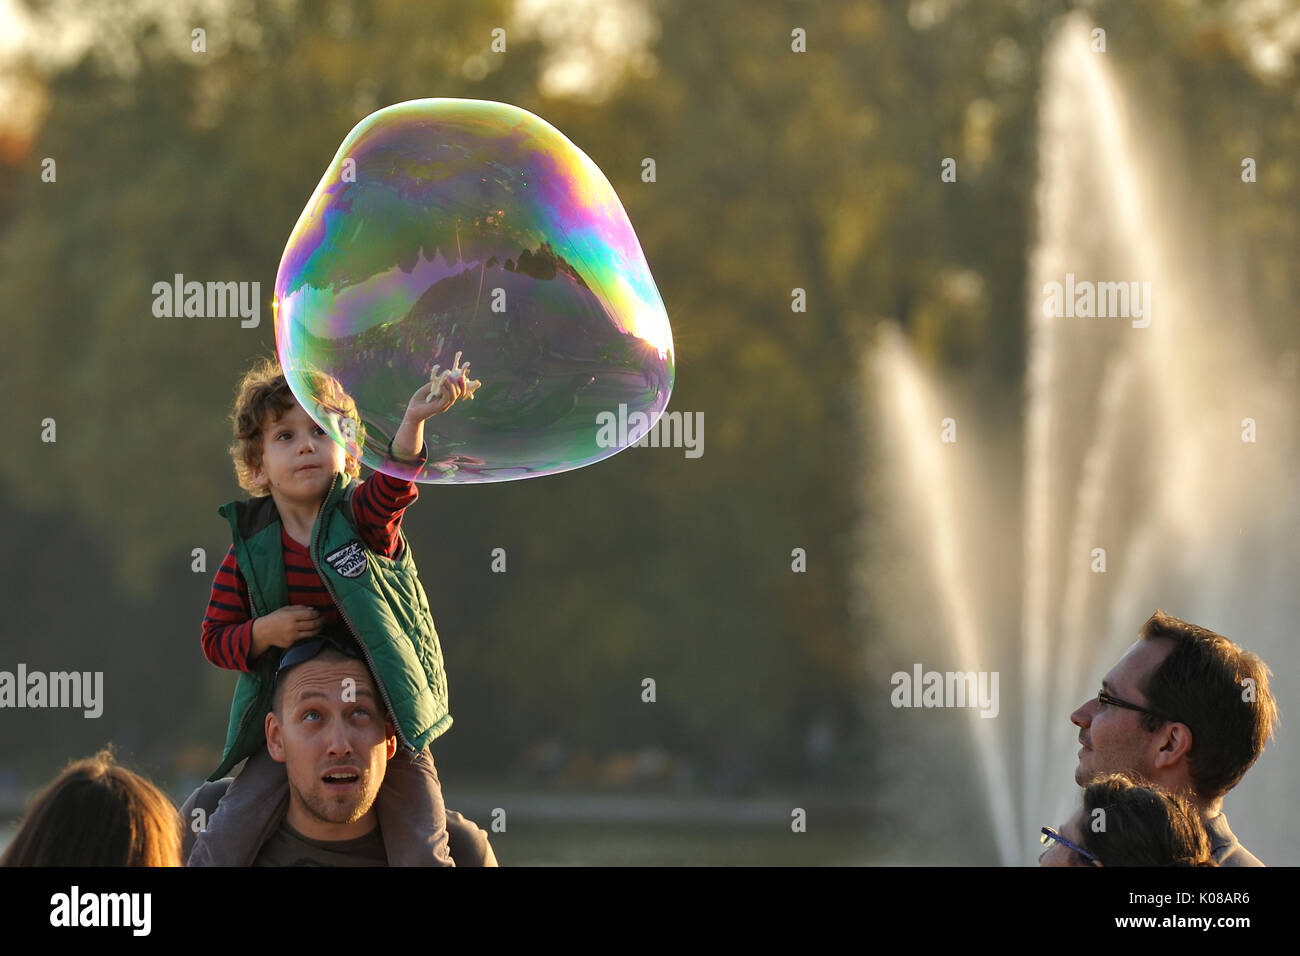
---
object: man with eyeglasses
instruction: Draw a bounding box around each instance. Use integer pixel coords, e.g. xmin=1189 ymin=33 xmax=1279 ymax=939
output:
xmin=1068 ymin=609 xmax=1278 ymax=867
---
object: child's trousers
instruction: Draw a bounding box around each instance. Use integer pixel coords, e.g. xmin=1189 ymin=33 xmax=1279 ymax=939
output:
xmin=187 ymin=743 xmax=454 ymax=866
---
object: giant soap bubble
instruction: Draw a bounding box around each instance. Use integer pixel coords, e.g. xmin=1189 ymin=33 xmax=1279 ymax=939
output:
xmin=273 ymin=98 xmax=674 ymax=483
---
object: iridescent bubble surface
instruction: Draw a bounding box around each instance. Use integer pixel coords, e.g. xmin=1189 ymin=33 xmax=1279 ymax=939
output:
xmin=273 ymin=98 xmax=674 ymax=483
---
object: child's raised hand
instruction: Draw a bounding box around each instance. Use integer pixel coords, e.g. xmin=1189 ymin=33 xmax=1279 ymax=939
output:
xmin=406 ymin=350 xmax=482 ymax=421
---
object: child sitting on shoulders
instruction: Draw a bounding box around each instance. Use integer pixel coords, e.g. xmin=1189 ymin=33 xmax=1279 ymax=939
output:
xmin=191 ymin=353 xmax=476 ymax=866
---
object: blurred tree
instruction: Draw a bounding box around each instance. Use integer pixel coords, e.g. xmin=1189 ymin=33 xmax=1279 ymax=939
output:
xmin=1 ymin=0 xmax=1296 ymax=789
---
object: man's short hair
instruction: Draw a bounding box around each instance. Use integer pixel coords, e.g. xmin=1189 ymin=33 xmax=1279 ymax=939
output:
xmin=1137 ymin=610 xmax=1279 ymax=799
xmin=271 ymin=645 xmax=365 ymax=716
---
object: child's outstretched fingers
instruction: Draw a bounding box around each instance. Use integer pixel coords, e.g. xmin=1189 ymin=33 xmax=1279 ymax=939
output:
xmin=447 ymin=351 xmax=483 ymax=400
xmin=409 ymin=352 xmax=482 ymax=418
xmin=421 ymin=371 xmax=456 ymax=414
xmin=431 ymin=374 xmax=456 ymax=407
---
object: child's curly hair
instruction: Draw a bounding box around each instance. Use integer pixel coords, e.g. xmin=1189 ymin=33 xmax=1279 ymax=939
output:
xmin=228 ymin=355 xmax=365 ymax=496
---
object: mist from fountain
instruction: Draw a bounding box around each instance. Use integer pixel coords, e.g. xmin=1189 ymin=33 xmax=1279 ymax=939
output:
xmin=863 ymin=12 xmax=1300 ymax=865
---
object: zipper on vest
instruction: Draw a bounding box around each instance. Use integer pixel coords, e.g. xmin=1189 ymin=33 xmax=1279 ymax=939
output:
xmin=311 ymin=472 xmax=414 ymax=751
xmin=229 ymin=680 xmax=261 ymax=769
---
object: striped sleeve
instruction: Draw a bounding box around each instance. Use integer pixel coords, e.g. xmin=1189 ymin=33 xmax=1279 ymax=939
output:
xmin=201 ymin=544 xmax=256 ymax=672
xmin=351 ymin=440 xmax=428 ymax=558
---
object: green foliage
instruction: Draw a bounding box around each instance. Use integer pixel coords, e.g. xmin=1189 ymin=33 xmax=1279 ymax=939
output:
xmin=2 ymin=0 xmax=1297 ymax=787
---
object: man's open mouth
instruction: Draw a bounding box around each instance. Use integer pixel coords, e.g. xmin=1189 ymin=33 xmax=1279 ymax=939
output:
xmin=321 ymin=769 xmax=360 ymax=784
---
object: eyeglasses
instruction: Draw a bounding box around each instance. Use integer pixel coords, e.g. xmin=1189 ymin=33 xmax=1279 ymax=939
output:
xmin=1096 ymin=690 xmax=1179 ymax=725
xmin=274 ymin=635 xmax=364 ymax=687
xmin=1040 ymin=826 xmax=1101 ymax=865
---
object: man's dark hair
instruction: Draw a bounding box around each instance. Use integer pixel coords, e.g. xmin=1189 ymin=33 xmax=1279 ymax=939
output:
xmin=1081 ymin=773 xmax=1214 ymax=866
xmin=1137 ymin=610 xmax=1279 ymax=799
xmin=271 ymin=645 xmax=365 ymax=716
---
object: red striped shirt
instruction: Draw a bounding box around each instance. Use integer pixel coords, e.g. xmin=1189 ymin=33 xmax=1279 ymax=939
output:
xmin=201 ymin=466 xmax=423 ymax=672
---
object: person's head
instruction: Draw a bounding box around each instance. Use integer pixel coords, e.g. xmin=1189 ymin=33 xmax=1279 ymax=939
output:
xmin=1039 ymin=773 xmax=1214 ymax=867
xmin=1070 ymin=610 xmax=1278 ymax=803
xmin=265 ymin=638 xmax=397 ymax=841
xmin=229 ymin=356 xmax=364 ymax=499
xmin=0 ymin=749 xmax=181 ymax=866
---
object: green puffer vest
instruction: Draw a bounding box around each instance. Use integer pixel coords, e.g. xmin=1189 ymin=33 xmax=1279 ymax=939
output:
xmin=208 ymin=469 xmax=452 ymax=781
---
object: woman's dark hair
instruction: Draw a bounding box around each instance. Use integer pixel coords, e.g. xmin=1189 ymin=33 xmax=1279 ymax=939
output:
xmin=1081 ymin=773 xmax=1215 ymax=867
xmin=0 ymin=749 xmax=182 ymax=867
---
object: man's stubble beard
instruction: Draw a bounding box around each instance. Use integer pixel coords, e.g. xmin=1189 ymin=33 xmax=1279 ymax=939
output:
xmin=294 ymin=768 xmax=382 ymax=826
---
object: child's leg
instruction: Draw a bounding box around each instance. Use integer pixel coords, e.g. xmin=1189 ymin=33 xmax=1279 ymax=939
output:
xmin=444 ymin=809 xmax=499 ymax=866
xmin=187 ymin=745 xmax=289 ymax=866
xmin=376 ymin=745 xmax=454 ymax=866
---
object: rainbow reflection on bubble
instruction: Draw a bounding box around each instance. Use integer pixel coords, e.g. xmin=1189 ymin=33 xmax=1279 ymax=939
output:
xmin=273 ymin=98 xmax=674 ymax=483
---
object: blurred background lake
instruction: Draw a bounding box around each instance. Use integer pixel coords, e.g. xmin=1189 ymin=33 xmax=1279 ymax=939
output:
xmin=3 ymin=785 xmax=883 ymax=865
xmin=2 ymin=0 xmax=1299 ymax=865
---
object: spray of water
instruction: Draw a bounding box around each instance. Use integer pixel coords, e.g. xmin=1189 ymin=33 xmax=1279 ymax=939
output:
xmin=865 ymin=13 xmax=1300 ymax=863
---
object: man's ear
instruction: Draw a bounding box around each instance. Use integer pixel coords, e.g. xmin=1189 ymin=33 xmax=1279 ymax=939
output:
xmin=265 ymin=710 xmax=287 ymax=763
xmin=385 ymin=718 xmax=398 ymax=760
xmin=1152 ymin=721 xmax=1194 ymax=771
